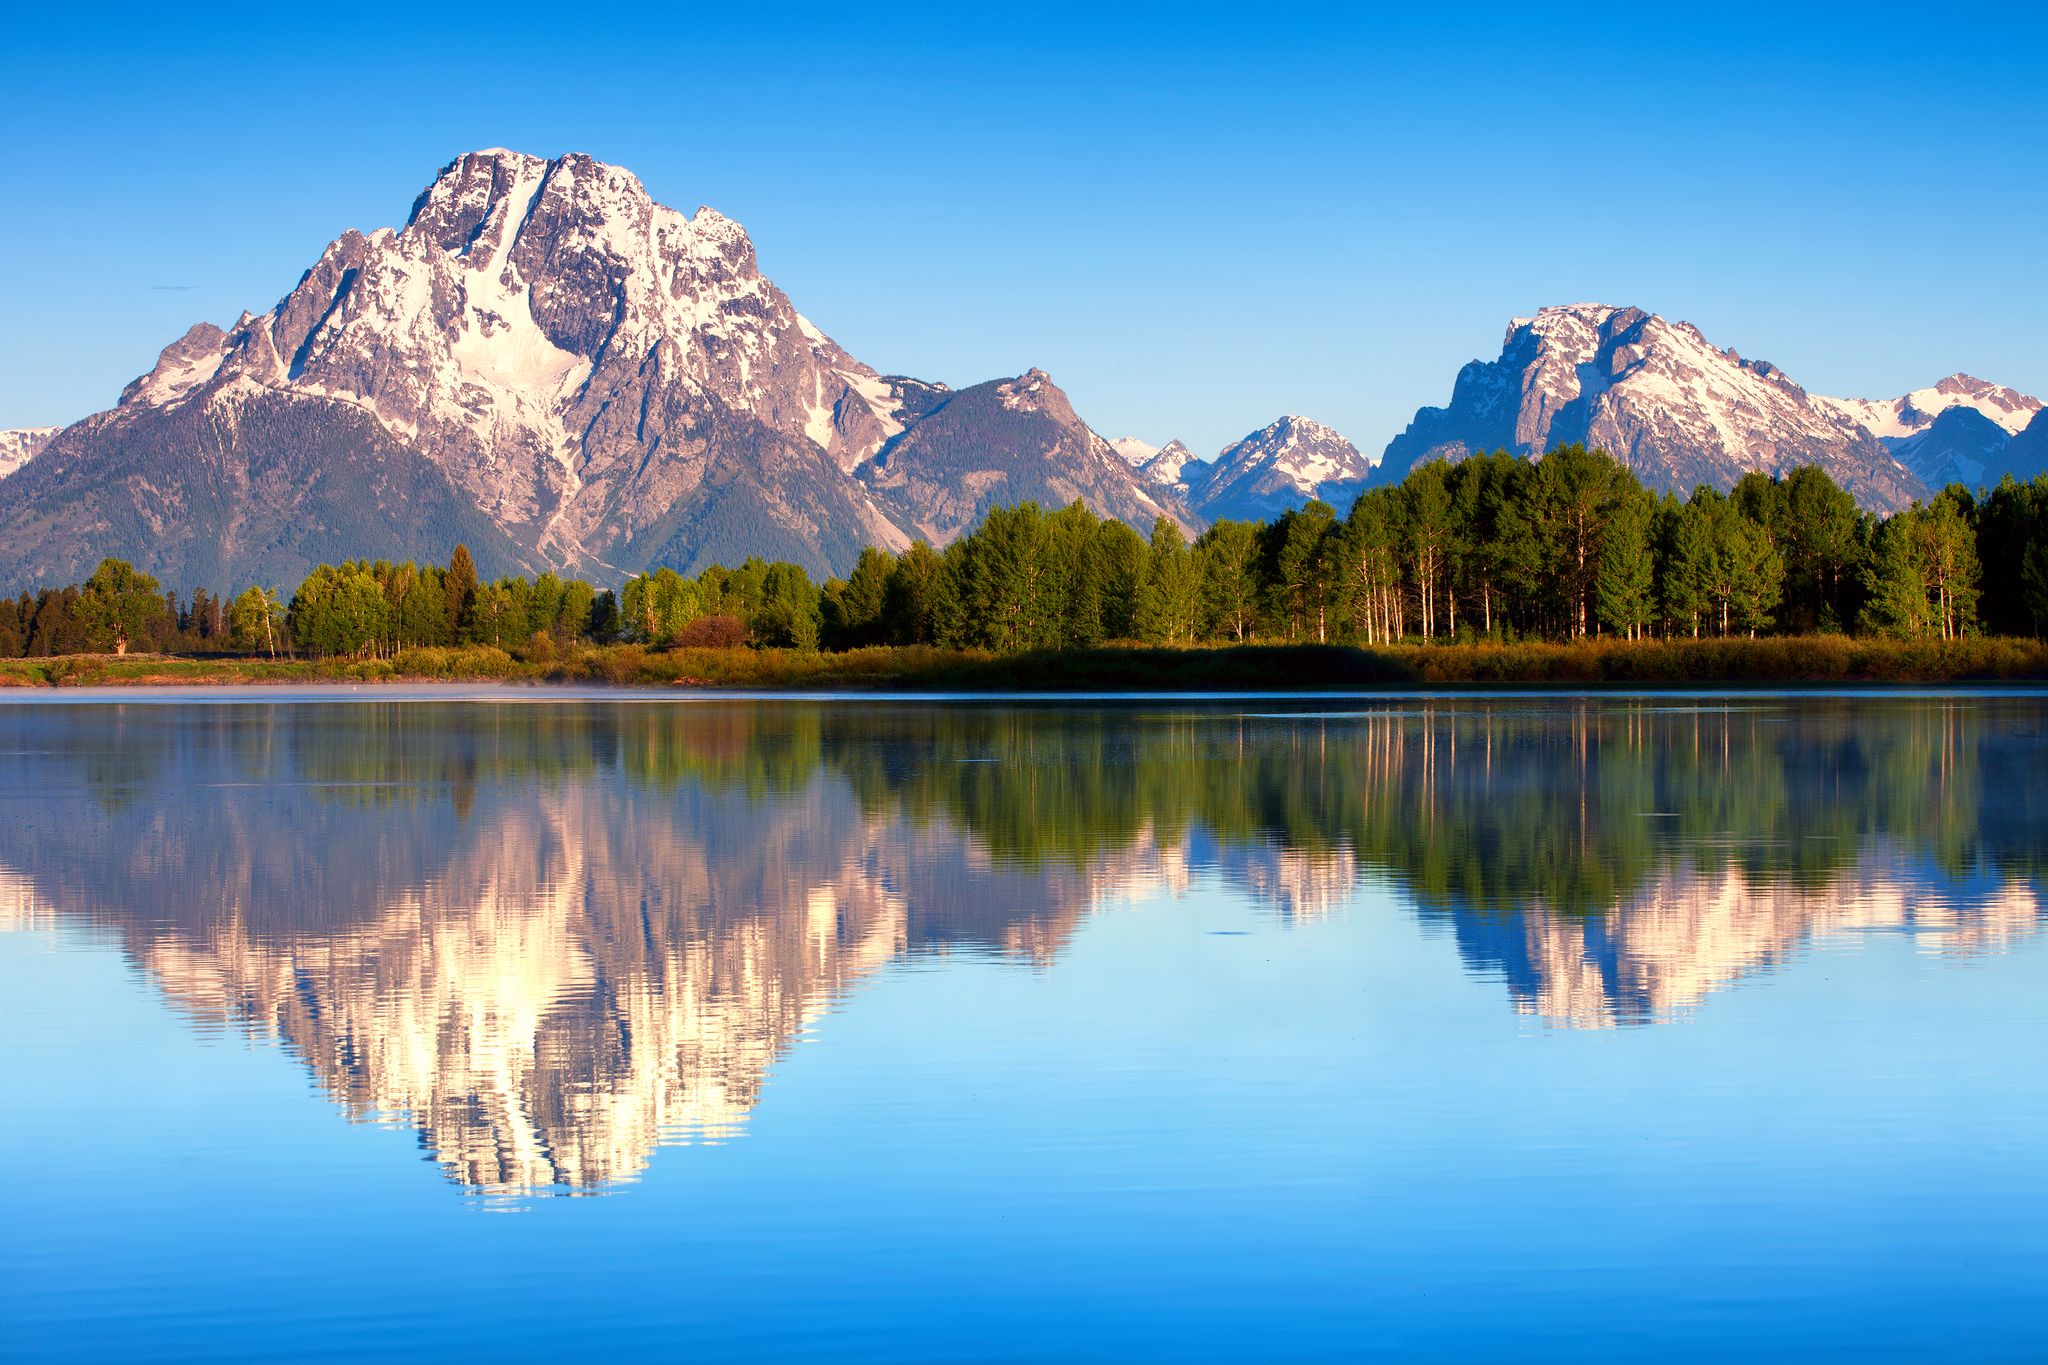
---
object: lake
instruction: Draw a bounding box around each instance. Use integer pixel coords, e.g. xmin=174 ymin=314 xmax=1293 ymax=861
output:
xmin=2 ymin=690 xmax=2043 ymax=1360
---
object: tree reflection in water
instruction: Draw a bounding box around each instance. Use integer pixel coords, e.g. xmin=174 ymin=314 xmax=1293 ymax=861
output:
xmin=0 ymin=696 xmax=2039 ymax=1192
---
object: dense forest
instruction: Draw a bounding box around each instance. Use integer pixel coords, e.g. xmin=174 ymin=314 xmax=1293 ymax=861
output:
xmin=6 ymin=446 xmax=2048 ymax=659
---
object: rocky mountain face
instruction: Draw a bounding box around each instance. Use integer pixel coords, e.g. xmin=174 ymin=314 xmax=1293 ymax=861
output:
xmin=1819 ymin=374 xmax=2047 ymax=493
xmin=1378 ymin=304 xmax=1927 ymax=511
xmin=1818 ymin=374 xmax=2043 ymax=444
xmin=2003 ymin=410 xmax=2048 ymax=482
xmin=0 ymin=427 xmax=56 ymax=483
xmin=0 ymin=150 xmax=1178 ymax=589
xmin=1187 ymin=415 xmax=1375 ymax=522
xmin=858 ymin=369 xmax=1198 ymax=544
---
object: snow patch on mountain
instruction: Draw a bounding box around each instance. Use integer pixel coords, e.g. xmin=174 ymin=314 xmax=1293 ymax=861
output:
xmin=1817 ymin=374 xmax=2043 ymax=443
xmin=0 ymin=426 xmax=58 ymax=482
xmin=1142 ymin=439 xmax=1201 ymax=486
xmin=1110 ymin=436 xmax=1159 ymax=467
xmin=1378 ymin=304 xmax=1924 ymax=511
xmin=1190 ymin=415 xmax=1373 ymax=521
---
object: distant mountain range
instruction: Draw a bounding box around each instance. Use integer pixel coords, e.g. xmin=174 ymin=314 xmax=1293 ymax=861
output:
xmin=0 ymin=154 xmax=2038 ymax=588
xmin=1372 ymin=304 xmax=2043 ymax=511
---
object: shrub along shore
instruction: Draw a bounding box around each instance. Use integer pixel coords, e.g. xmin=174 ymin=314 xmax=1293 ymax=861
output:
xmin=3 ymin=635 xmax=2045 ymax=691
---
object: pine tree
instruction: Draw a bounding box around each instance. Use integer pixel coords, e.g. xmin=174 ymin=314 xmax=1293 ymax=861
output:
xmin=444 ymin=544 xmax=478 ymax=643
xmin=1132 ymin=518 xmax=1201 ymax=644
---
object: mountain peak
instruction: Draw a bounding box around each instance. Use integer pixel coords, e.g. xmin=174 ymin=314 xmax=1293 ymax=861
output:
xmin=1189 ymin=415 xmax=1371 ymax=521
xmin=1819 ymin=372 xmax=2043 ymax=442
xmin=1383 ymin=305 xmax=1922 ymax=510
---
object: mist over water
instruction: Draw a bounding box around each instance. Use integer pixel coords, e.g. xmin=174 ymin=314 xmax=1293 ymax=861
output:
xmin=2 ymin=695 xmax=2044 ymax=1357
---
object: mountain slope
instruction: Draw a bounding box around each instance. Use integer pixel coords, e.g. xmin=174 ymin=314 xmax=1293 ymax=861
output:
xmin=1190 ymin=416 xmax=1374 ymax=521
xmin=856 ymin=370 xmax=1198 ymax=544
xmin=1996 ymin=409 xmax=2048 ymax=483
xmin=1378 ymin=304 xmax=1924 ymax=511
xmin=0 ymin=389 xmax=529 ymax=591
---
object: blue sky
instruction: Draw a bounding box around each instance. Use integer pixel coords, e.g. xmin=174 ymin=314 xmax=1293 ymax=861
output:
xmin=3 ymin=2 xmax=2043 ymax=456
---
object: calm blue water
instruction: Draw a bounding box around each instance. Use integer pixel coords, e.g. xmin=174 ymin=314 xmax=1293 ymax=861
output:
xmin=1 ymin=692 xmax=2043 ymax=1360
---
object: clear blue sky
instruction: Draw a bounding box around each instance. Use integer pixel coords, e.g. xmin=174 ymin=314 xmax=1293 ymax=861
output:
xmin=4 ymin=2 xmax=2043 ymax=457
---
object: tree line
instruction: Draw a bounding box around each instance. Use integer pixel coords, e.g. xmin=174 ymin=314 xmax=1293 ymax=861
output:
xmin=5 ymin=446 xmax=2048 ymax=659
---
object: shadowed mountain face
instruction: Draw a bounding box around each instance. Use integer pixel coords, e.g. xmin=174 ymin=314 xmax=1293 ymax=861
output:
xmin=856 ymin=370 xmax=1198 ymax=545
xmin=1 ymin=697 xmax=2040 ymax=1193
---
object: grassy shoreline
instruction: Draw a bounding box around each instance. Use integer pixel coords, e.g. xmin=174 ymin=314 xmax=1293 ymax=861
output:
xmin=2 ymin=636 xmax=2046 ymax=691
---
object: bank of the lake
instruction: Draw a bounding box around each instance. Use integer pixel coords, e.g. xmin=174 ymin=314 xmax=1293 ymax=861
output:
xmin=3 ymin=635 xmax=2047 ymax=691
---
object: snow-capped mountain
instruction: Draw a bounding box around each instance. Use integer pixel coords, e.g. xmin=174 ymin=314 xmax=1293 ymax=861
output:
xmin=1188 ymin=415 xmax=1375 ymax=522
xmin=1111 ymin=436 xmax=1203 ymax=488
xmin=0 ymin=150 xmax=1178 ymax=589
xmin=1110 ymin=436 xmax=1159 ymax=468
xmin=860 ymin=369 xmax=1197 ymax=545
xmin=1891 ymin=407 xmax=2014 ymax=490
xmin=0 ymin=427 xmax=56 ymax=482
xmin=1819 ymin=374 xmax=2043 ymax=444
xmin=1378 ymin=304 xmax=1924 ymax=510
xmin=1141 ymin=439 xmax=1202 ymax=487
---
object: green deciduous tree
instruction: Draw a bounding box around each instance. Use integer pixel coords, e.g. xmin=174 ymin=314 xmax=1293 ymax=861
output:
xmin=76 ymin=559 xmax=170 ymax=654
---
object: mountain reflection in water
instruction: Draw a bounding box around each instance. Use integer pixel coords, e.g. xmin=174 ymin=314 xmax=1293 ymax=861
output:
xmin=0 ymin=697 xmax=2040 ymax=1194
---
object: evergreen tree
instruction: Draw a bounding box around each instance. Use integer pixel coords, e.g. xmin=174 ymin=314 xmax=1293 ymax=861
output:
xmin=444 ymin=545 xmax=478 ymax=643
xmin=587 ymin=590 xmax=621 ymax=645
xmin=1093 ymin=519 xmax=1148 ymax=640
xmin=2022 ymin=540 xmax=2048 ymax=638
xmin=1132 ymin=518 xmax=1201 ymax=644
xmin=822 ymin=547 xmax=895 ymax=649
